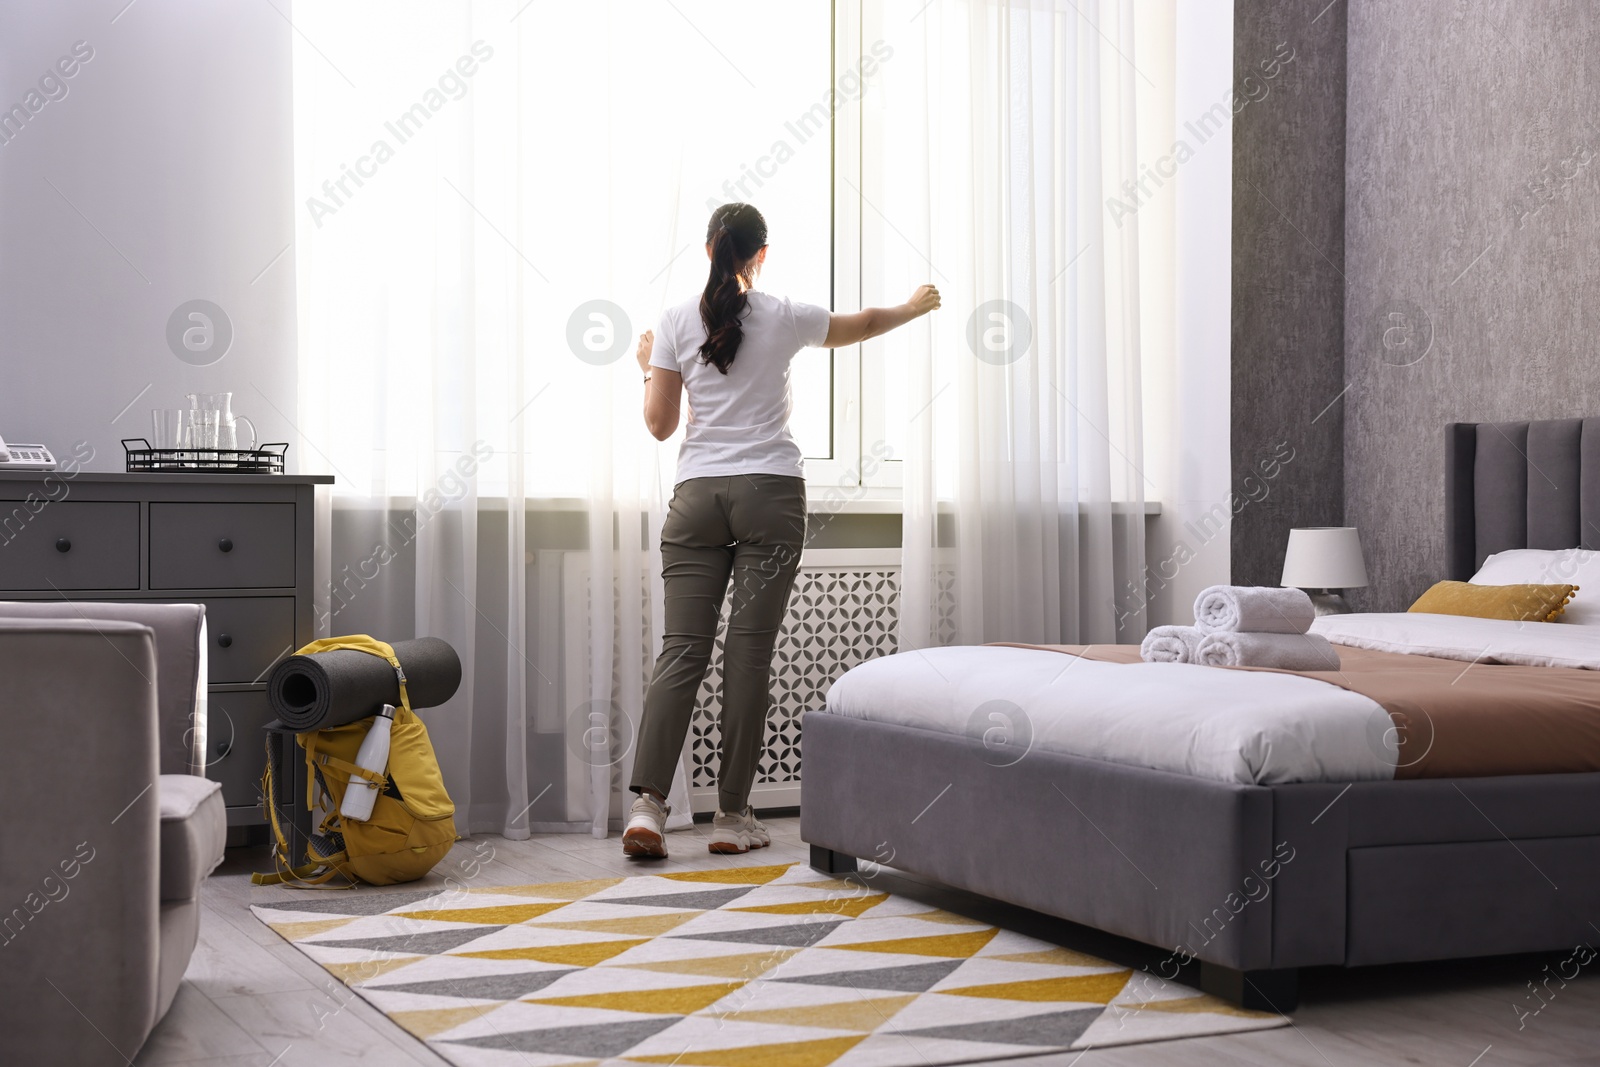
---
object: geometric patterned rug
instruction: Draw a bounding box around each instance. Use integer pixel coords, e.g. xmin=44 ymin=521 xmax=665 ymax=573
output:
xmin=252 ymin=863 xmax=1286 ymax=1065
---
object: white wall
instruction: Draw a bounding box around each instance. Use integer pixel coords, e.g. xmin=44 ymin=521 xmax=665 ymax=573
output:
xmin=0 ymin=1 xmax=297 ymax=470
xmin=1142 ymin=0 xmax=1235 ymax=626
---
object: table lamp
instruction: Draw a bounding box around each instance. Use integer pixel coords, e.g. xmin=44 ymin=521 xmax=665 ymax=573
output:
xmin=1281 ymin=527 xmax=1368 ymax=616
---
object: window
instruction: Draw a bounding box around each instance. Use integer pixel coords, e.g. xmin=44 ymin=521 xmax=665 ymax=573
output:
xmin=827 ymin=0 xmax=905 ymax=498
xmin=294 ymin=2 xmax=901 ymax=501
xmin=520 ymin=3 xmax=842 ymax=494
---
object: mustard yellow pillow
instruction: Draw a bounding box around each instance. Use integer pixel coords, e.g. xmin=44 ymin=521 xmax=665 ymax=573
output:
xmin=1408 ymin=581 xmax=1578 ymax=623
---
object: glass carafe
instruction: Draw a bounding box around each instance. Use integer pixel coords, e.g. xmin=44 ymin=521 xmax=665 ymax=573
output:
xmin=185 ymin=392 xmax=257 ymax=454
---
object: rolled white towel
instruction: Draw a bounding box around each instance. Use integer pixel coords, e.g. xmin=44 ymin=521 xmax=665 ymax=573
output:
xmin=1194 ymin=585 xmax=1316 ymax=635
xmin=1195 ymin=631 xmax=1342 ymax=671
xmin=1140 ymin=625 xmax=1203 ymax=663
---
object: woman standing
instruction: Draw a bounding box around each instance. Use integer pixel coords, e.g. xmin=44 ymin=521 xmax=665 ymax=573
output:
xmin=624 ymin=202 xmax=940 ymax=857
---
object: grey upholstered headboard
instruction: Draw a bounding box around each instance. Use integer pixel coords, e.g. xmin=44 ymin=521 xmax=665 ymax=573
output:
xmin=1445 ymin=419 xmax=1600 ymax=580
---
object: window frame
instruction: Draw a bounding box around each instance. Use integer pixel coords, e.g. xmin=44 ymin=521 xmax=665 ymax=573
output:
xmin=806 ymin=0 xmax=902 ymax=508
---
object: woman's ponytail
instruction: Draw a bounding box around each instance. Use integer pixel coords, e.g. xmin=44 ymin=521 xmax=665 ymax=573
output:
xmin=698 ymin=203 xmax=768 ymax=374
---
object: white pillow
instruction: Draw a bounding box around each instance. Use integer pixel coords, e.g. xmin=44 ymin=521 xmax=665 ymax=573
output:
xmin=1470 ymin=548 xmax=1600 ymax=625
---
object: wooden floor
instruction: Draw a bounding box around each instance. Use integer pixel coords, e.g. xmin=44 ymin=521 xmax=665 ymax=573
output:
xmin=137 ymin=816 xmax=1600 ymax=1066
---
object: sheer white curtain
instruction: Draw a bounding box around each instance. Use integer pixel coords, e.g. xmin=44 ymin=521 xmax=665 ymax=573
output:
xmin=292 ymin=2 xmax=830 ymax=836
xmin=870 ymin=0 xmax=1154 ymax=648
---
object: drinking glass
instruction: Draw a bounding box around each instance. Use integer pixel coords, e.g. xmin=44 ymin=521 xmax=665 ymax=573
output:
xmin=150 ymin=409 xmax=188 ymax=450
xmin=186 ymin=409 xmax=221 ymax=451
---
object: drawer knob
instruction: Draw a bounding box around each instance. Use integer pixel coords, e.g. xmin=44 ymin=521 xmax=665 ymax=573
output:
xmin=215 ymin=741 xmax=232 ymax=760
xmin=54 ymin=537 xmax=71 ymax=553
xmin=217 ymin=633 xmax=233 ymax=648
xmin=218 ymin=538 xmax=234 ymax=553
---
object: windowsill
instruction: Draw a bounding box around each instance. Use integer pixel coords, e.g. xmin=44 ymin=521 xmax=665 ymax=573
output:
xmin=810 ymin=494 xmax=1164 ymax=517
xmin=329 ymin=493 xmax=1162 ymax=516
xmin=807 ymin=488 xmax=906 ymax=514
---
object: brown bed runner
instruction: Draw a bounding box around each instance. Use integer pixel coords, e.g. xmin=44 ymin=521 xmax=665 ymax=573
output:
xmin=1000 ymin=642 xmax=1600 ymax=779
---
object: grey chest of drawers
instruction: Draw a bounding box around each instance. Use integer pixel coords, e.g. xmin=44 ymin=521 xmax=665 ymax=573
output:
xmin=0 ymin=470 xmax=333 ymax=828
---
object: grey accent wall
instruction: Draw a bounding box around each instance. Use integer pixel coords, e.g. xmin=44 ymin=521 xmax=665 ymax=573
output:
xmin=1230 ymin=0 xmax=1348 ymax=587
xmin=0 ymin=1 xmax=298 ymax=470
xmin=1344 ymin=0 xmax=1600 ymax=611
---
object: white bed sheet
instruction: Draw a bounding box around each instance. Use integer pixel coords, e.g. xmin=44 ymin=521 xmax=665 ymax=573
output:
xmin=823 ymin=645 xmax=1397 ymax=785
xmin=822 ymin=615 xmax=1600 ymax=786
xmin=1311 ymin=611 xmax=1600 ymax=669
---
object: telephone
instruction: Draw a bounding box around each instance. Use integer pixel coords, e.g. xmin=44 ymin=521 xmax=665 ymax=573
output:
xmin=0 ymin=436 xmax=58 ymax=471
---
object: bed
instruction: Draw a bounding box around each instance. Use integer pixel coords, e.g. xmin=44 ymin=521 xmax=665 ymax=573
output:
xmin=799 ymin=418 xmax=1600 ymax=1010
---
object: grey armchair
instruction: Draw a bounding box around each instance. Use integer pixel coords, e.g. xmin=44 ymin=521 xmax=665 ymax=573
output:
xmin=0 ymin=602 xmax=226 ymax=1067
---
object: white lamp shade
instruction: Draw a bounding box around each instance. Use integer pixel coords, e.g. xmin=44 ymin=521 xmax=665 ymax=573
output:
xmin=1281 ymin=527 xmax=1368 ymax=589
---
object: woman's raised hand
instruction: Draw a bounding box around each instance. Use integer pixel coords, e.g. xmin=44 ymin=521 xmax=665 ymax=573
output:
xmin=823 ymin=286 xmax=943 ymax=348
xmin=635 ymin=329 xmax=655 ymax=373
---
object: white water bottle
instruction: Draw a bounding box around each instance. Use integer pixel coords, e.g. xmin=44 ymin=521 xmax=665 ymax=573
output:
xmin=339 ymin=704 xmax=395 ymax=822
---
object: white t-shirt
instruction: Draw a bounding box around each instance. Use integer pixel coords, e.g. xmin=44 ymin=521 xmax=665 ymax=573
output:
xmin=650 ymin=290 xmax=831 ymax=483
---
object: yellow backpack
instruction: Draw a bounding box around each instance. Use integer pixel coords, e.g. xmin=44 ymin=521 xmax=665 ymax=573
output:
xmin=253 ymin=636 xmax=458 ymax=887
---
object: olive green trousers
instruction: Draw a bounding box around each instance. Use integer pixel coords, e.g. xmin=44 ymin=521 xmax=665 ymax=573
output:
xmin=630 ymin=474 xmax=806 ymax=813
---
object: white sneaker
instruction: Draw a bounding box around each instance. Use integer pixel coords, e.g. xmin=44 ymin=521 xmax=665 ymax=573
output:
xmin=623 ymin=793 xmax=669 ymax=858
xmin=709 ymin=807 xmax=770 ymax=854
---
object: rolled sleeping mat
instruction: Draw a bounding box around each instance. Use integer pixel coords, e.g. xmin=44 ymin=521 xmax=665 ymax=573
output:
xmin=267 ymin=637 xmax=462 ymax=732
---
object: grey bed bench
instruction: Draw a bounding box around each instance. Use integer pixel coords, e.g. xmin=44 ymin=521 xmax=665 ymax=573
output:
xmin=801 ymin=418 xmax=1600 ymax=1010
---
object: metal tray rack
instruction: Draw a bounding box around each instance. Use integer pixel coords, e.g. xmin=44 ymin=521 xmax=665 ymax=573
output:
xmin=122 ymin=438 xmax=289 ymax=474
